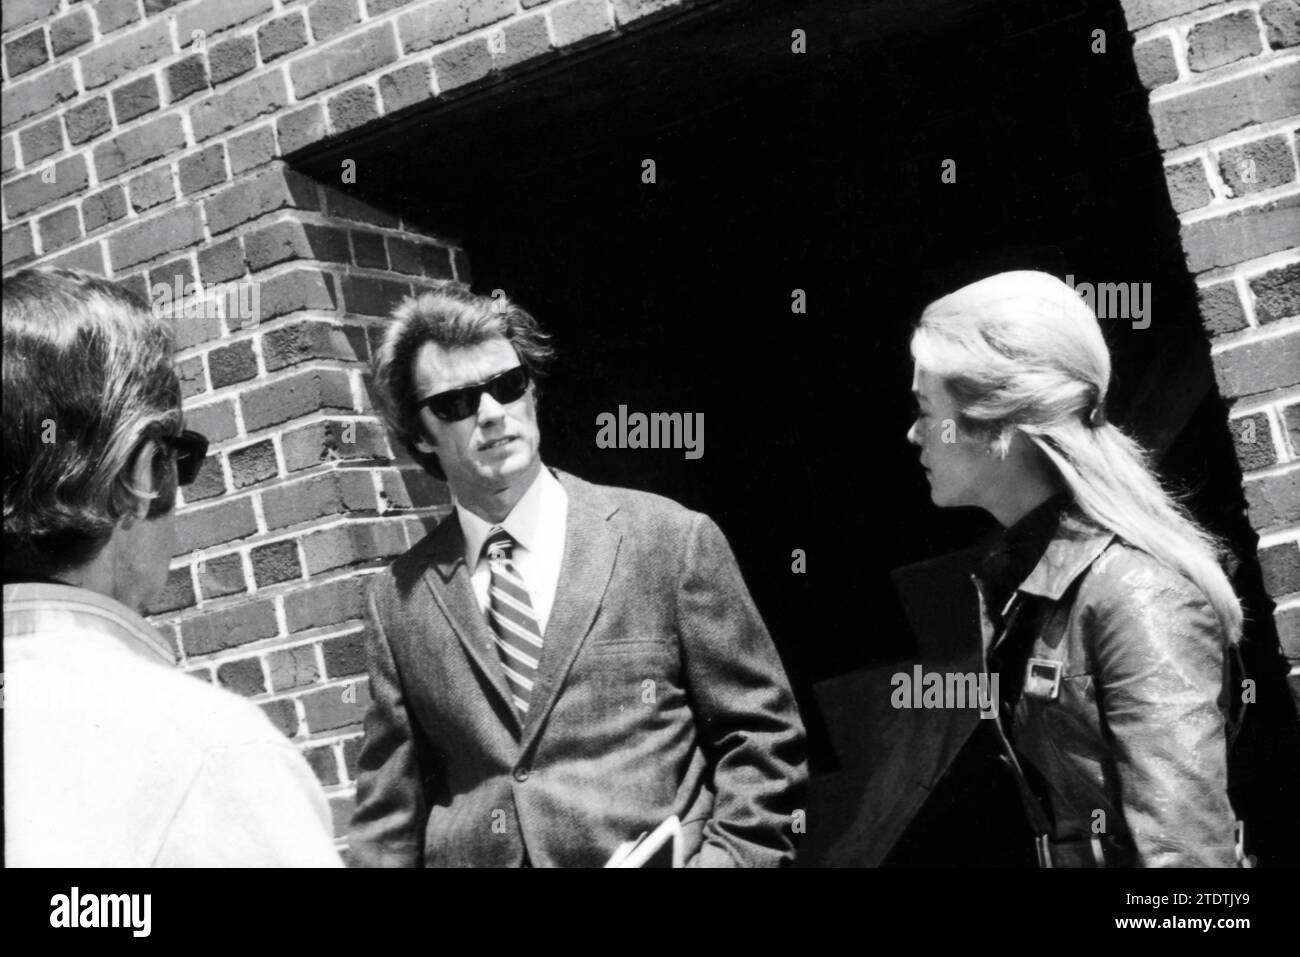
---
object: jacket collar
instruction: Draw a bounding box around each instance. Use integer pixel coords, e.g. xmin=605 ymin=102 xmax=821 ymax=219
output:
xmin=2 ymin=581 xmax=178 ymax=666
xmin=1015 ymin=508 xmax=1115 ymax=602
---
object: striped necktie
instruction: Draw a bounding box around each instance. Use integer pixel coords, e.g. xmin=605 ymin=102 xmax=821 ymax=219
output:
xmin=483 ymin=528 xmax=544 ymax=718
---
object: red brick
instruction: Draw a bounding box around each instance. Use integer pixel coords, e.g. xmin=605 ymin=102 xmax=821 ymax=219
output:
xmin=367 ymin=0 xmax=416 ymax=13
xmin=282 ymin=418 xmax=389 ymax=472
xmin=176 ymin=354 xmax=207 ymax=399
xmin=148 ymin=257 xmax=195 ymax=293
xmin=263 ymin=469 xmax=377 ymax=530
xmin=18 ymin=116 xmax=62 ymax=164
xmin=611 ymin=0 xmax=682 ymax=25
xmin=397 ymin=0 xmax=512 ymax=54
xmin=351 ymin=231 xmax=386 ymax=269
xmin=144 ymin=566 xmax=197 ymax=615
xmin=276 ymin=104 xmax=327 ymax=156
xmin=3 ymin=154 xmax=88 ymax=219
xmin=284 ymin=575 xmax=367 ymax=633
xmin=303 ymin=744 xmax=341 ymax=785
xmin=204 ymin=166 xmax=320 ymax=236
xmin=1250 ymin=263 xmax=1300 ymax=324
xmin=4 ymin=28 xmax=50 ymax=79
xmin=1213 ymin=331 xmax=1300 ymax=400
xmin=493 ymin=13 xmax=553 ymax=72
xmin=109 ymin=205 xmax=204 ymax=271
xmin=309 ymin=0 xmax=361 ymax=43
xmin=385 ymin=237 xmax=425 ymax=276
xmin=1199 ymin=282 xmax=1248 ymax=336
xmin=432 ymin=38 xmax=493 ymax=93
xmin=301 ymin=521 xmax=406 ymax=575
xmin=262 ymin=320 xmax=365 ymax=371
xmin=185 ymin=666 xmax=213 ymax=684
xmin=551 ymin=0 xmax=614 ymax=48
xmin=218 ymin=656 xmax=267 ymax=696
xmin=257 ymin=268 xmax=338 ymax=321
xmin=1218 ymin=135 xmax=1295 ymax=196
xmin=341 ymin=733 xmax=364 ymax=780
xmin=182 ymin=454 xmax=226 ymax=503
xmin=185 ymin=399 xmax=240 ymax=444
xmin=197 ymin=551 xmax=247 ymax=599
xmin=176 ymin=495 xmax=258 ymax=552
xmin=269 ymin=643 xmax=320 ymax=691
xmin=1261 ymin=0 xmax=1300 ymax=48
xmin=179 ymin=143 xmax=228 ymax=195
xmin=93 ymin=114 xmax=186 ymax=182
xmin=378 ymin=62 xmax=431 ymax=114
xmin=181 ymin=597 xmax=279 ymax=657
xmin=209 ymin=340 xmax=259 ymax=389
xmin=207 ymin=35 xmax=256 ymax=87
xmin=176 ymin=0 xmax=275 ymax=41
xmin=229 ymin=125 xmax=277 ymax=175
xmin=112 ymin=75 xmax=160 ymax=124
xmin=1 ymin=134 xmax=15 ymax=176
xmin=1277 ymin=607 xmax=1300 ymax=661
xmin=229 ymin=438 xmax=279 ymax=488
xmin=64 ymin=98 xmax=112 ymax=146
xmin=379 ymin=468 xmax=451 ymax=510
xmin=82 ymin=186 xmax=128 ymax=234
xmin=1180 ymin=193 xmax=1300 ymax=273
xmin=165 ymin=55 xmax=211 ymax=103
xmin=2 ymin=224 xmax=36 ymax=269
xmin=50 ymin=9 xmax=94 ymax=57
xmin=260 ymin=698 xmax=299 ymax=737
xmin=328 ymin=84 xmax=379 ymax=134
xmin=37 ymin=206 xmax=81 ymax=253
xmin=192 ymin=72 xmax=288 ymax=143
xmin=251 ymin=538 xmax=302 ymax=586
xmin=128 ymin=166 xmax=175 ymax=212
xmin=341 ymin=274 xmax=411 ymax=317
xmin=321 ymin=188 xmax=399 ymax=227
xmin=1187 ymin=11 xmax=1262 ymax=72
xmin=47 ymin=244 xmax=106 ymax=275
xmin=241 ymin=368 xmax=355 ymax=432
xmin=2 ymin=0 xmax=59 ymax=32
xmin=96 ymin=0 xmax=143 ymax=35
xmin=244 ymin=221 xmax=351 ymax=272
xmin=289 ymin=23 xmax=398 ymax=100
xmin=300 ymin=679 xmax=371 ymax=733
xmin=1164 ymin=159 xmax=1210 ymax=214
xmin=258 ymin=12 xmax=308 ymax=62
xmin=420 ymin=244 xmax=454 ymax=278
xmin=0 ymin=63 xmax=76 ymax=133
xmin=197 ymin=236 xmax=247 ymax=284
xmin=1152 ymin=60 xmax=1300 ymax=150
xmin=1120 ymin=0 xmax=1219 ymax=30
xmin=81 ymin=21 xmax=171 ymax=91
xmin=322 ymin=629 xmax=367 ymax=678
xmin=1259 ymin=543 xmax=1300 ymax=597
xmin=1231 ymin=411 xmax=1277 ymax=471
xmin=168 ymin=294 xmax=225 ymax=349
xmin=1244 ymin=468 xmax=1300 ymax=531
xmin=329 ymin=794 xmax=355 ymax=837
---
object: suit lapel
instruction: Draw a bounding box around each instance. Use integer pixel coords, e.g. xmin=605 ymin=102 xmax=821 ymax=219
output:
xmin=421 ymin=511 xmax=523 ymax=736
xmin=520 ymin=471 xmax=621 ymax=751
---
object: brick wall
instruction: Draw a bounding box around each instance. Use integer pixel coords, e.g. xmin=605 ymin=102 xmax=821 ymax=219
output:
xmin=3 ymin=0 xmax=1297 ymax=852
xmin=1123 ymin=0 xmax=1300 ymax=706
xmin=1 ymin=0 xmax=707 ymax=851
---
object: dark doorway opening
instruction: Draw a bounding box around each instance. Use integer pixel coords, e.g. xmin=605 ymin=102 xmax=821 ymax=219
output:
xmin=298 ymin=0 xmax=1299 ymax=865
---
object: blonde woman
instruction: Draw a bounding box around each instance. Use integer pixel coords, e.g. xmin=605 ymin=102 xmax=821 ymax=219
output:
xmin=906 ymin=269 xmax=1245 ymax=867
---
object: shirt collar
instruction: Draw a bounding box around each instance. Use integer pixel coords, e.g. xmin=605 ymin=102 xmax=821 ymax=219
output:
xmin=456 ymin=465 xmax=563 ymax=564
xmin=2 ymin=581 xmax=178 ymax=666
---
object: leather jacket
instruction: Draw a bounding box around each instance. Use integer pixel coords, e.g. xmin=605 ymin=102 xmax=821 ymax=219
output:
xmin=972 ymin=497 xmax=1241 ymax=867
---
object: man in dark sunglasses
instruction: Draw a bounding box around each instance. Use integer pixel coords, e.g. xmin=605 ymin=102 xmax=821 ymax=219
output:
xmin=352 ymin=282 xmax=808 ymax=868
xmin=3 ymin=267 xmax=342 ymax=867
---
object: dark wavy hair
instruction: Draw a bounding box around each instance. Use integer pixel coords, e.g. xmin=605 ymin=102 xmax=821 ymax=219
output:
xmin=371 ymin=282 xmax=555 ymax=481
xmin=3 ymin=268 xmax=182 ymax=576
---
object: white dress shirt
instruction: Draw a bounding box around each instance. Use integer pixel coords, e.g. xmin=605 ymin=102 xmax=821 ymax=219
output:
xmin=4 ymin=582 xmax=343 ymax=867
xmin=456 ymin=465 xmax=568 ymax=635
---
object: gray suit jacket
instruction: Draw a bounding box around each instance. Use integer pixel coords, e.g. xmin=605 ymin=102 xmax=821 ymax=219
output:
xmin=348 ymin=468 xmax=808 ymax=867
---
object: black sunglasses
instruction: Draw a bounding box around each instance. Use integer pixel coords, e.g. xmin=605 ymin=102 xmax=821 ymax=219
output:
xmin=414 ymin=365 xmax=532 ymax=422
xmin=161 ymin=430 xmax=209 ymax=486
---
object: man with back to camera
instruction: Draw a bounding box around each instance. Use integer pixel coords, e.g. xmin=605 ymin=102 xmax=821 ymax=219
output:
xmin=349 ymin=282 xmax=808 ymax=867
xmin=3 ymin=267 xmax=341 ymax=867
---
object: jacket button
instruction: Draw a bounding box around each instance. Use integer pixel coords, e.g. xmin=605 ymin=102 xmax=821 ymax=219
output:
xmin=514 ymin=767 xmax=529 ymax=782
